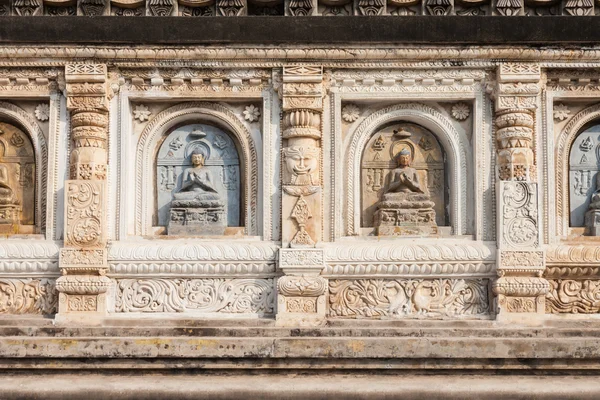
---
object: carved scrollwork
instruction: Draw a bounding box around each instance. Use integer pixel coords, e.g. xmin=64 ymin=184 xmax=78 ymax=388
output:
xmin=546 ymin=279 xmax=600 ymax=314
xmin=277 ymin=276 xmax=327 ymax=297
xmin=329 ymin=278 xmax=490 ymax=318
xmin=0 ymin=278 xmax=57 ymax=315
xmin=115 ymin=278 xmax=274 ymax=314
xmin=65 ymin=180 xmax=105 ymax=248
xmin=500 ymin=181 xmax=539 ymax=248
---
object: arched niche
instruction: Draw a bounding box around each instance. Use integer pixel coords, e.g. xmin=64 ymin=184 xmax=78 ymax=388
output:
xmin=360 ymin=121 xmax=448 ymax=229
xmin=556 ymin=103 xmax=600 ymax=237
xmin=0 ymin=102 xmax=47 ymax=235
xmin=568 ymin=122 xmax=600 ymax=227
xmin=345 ymin=103 xmax=468 ymax=237
xmin=136 ymin=102 xmax=258 ymax=237
xmin=0 ymin=122 xmax=35 ymax=227
xmin=156 ymin=123 xmax=243 ymax=230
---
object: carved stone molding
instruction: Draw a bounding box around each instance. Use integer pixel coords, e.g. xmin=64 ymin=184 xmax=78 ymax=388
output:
xmin=545 ymin=244 xmax=600 ymax=279
xmin=0 ymin=240 xmax=60 ymax=275
xmin=8 ymin=47 xmax=600 ymax=64
xmin=136 ymin=102 xmax=259 ymax=236
xmin=114 ymin=278 xmax=275 ymax=314
xmin=329 ymin=278 xmax=491 ymax=319
xmin=0 ymin=278 xmax=57 ymax=315
xmin=108 ymin=240 xmax=278 ymax=260
xmin=120 ymin=67 xmax=270 ymax=95
xmin=345 ymin=102 xmax=468 ymax=236
xmin=323 ymin=241 xmax=495 ymax=277
xmin=108 ymin=241 xmax=278 ymax=276
xmin=55 ymin=275 xmax=111 ymax=295
xmin=330 ymin=69 xmax=486 ymax=93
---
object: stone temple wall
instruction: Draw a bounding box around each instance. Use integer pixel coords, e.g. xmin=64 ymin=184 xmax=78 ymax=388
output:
xmin=0 ymin=18 xmax=600 ymax=397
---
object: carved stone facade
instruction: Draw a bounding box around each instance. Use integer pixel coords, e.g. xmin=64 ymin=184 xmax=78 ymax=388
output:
xmin=1 ymin=37 xmax=600 ymax=392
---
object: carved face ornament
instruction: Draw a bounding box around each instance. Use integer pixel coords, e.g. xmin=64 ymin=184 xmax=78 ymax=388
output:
xmin=283 ymin=146 xmax=319 ymax=179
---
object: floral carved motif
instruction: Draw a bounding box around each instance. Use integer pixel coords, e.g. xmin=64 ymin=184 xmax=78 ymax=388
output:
xmin=546 ymin=280 xmax=600 ymax=314
xmin=279 ymin=249 xmax=324 ymax=266
xmin=34 ymin=103 xmax=50 ymax=121
xmin=499 ymin=250 xmax=544 ymax=267
xmin=133 ymin=104 xmax=152 ymax=122
xmin=286 ymin=297 xmax=317 ymax=313
xmin=0 ymin=278 xmax=58 ymax=315
xmin=329 ymin=279 xmax=490 ymax=318
xmin=115 ymin=278 xmax=275 ymax=314
xmin=65 ymin=181 xmax=105 ymax=248
xmin=242 ymin=105 xmax=260 ymax=122
xmin=553 ymin=104 xmax=571 ymax=121
xmin=451 ymin=103 xmax=470 ymax=120
xmin=278 ymin=276 xmax=327 ymax=297
xmin=342 ymin=104 xmax=360 ymax=122
xmin=500 ymin=182 xmax=539 ymax=248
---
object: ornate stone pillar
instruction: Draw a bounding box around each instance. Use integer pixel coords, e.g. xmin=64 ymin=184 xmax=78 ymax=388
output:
xmin=56 ymin=64 xmax=111 ymax=321
xmin=276 ymin=66 xmax=327 ymax=326
xmin=492 ymin=63 xmax=549 ymax=322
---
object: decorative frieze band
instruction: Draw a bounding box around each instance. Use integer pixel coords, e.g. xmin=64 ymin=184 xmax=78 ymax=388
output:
xmin=329 ymin=278 xmax=491 ymax=319
xmin=114 ymin=278 xmax=275 ymax=314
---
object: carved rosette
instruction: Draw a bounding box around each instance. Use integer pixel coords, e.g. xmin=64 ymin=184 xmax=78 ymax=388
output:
xmin=58 ymin=64 xmax=110 ymax=317
xmin=494 ymin=63 xmax=540 ymax=182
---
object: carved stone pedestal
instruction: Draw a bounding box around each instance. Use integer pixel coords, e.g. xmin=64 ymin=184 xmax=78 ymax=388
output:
xmin=276 ymin=249 xmax=327 ymax=327
xmin=56 ymin=248 xmax=111 ymax=324
xmin=375 ymin=193 xmax=437 ymax=236
xmin=168 ymin=206 xmax=226 ymax=236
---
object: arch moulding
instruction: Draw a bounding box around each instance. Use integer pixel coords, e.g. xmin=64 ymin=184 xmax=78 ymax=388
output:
xmin=135 ymin=102 xmax=259 ymax=236
xmin=555 ymin=102 xmax=600 ymax=238
xmin=344 ymin=102 xmax=468 ymax=237
xmin=0 ymin=101 xmax=48 ymax=235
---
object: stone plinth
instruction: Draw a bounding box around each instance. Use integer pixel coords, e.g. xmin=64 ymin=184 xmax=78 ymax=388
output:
xmin=375 ymin=192 xmax=437 ymax=236
xmin=168 ymin=206 xmax=227 ymax=236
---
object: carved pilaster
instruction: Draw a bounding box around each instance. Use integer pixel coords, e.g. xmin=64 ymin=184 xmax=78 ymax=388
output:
xmin=277 ymin=66 xmax=326 ymax=326
xmin=280 ymin=66 xmax=323 ymax=247
xmin=493 ymin=64 xmax=546 ymax=323
xmin=493 ymin=181 xmax=548 ymax=322
xmin=494 ymin=63 xmax=540 ymax=182
xmin=276 ymin=249 xmax=327 ymax=326
xmin=57 ymin=64 xmax=110 ymax=320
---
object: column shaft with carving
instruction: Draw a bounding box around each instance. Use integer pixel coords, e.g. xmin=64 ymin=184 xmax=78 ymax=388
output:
xmin=56 ymin=64 xmax=111 ymax=319
xmin=276 ymin=66 xmax=327 ymax=326
xmin=492 ymin=63 xmax=548 ymax=320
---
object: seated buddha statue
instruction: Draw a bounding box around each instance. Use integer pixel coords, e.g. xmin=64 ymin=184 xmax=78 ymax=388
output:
xmin=386 ymin=148 xmax=425 ymax=194
xmin=374 ymin=148 xmax=437 ymax=235
xmin=168 ymin=150 xmax=226 ymax=236
xmin=0 ymin=163 xmax=18 ymax=206
xmin=171 ymin=150 xmax=223 ymax=208
xmin=585 ymin=173 xmax=600 ymax=236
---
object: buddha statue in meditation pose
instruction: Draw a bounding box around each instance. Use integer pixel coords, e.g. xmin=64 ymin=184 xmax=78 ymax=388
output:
xmin=0 ymin=164 xmax=18 ymax=206
xmin=374 ymin=147 xmax=437 ymax=236
xmin=168 ymin=150 xmax=226 ymax=235
xmin=585 ymin=173 xmax=600 ymax=236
